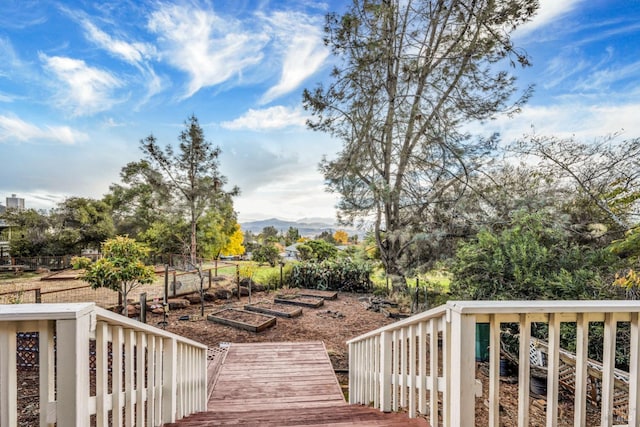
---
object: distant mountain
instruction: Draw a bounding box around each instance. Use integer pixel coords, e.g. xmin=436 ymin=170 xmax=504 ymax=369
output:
xmin=240 ymin=218 xmax=338 ymax=237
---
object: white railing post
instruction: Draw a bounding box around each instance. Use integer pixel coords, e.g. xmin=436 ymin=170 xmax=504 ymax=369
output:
xmin=163 ymin=337 xmax=178 ymax=423
xmin=56 ymin=312 xmax=92 ymax=426
xmin=379 ymin=331 xmax=392 ymax=412
xmin=95 ymin=321 xmax=109 ymax=427
xmin=0 ymin=321 xmax=17 ymax=427
xmin=448 ymin=309 xmax=476 ymax=427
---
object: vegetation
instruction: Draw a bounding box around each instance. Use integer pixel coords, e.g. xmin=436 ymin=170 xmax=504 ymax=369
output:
xmin=110 ymin=115 xmax=239 ymax=264
xmin=290 ymin=259 xmax=372 ymax=293
xmin=304 ymin=0 xmax=538 ymax=291
xmin=449 ymin=211 xmax=618 ymax=301
xmin=82 ymin=236 xmax=156 ymax=316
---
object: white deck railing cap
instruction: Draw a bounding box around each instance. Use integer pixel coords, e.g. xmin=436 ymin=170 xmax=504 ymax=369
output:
xmin=0 ymin=302 xmax=95 ymax=321
xmin=447 ymin=300 xmax=640 ymax=314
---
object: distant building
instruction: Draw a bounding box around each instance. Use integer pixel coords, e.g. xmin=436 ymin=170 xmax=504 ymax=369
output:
xmin=6 ymin=194 xmax=24 ymax=211
xmin=0 ymin=203 xmax=5 ymax=214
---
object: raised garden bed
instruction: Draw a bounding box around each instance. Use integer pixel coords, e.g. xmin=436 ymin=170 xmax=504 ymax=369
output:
xmin=207 ymin=308 xmax=276 ymax=332
xmin=244 ymin=301 xmax=303 ymax=318
xmin=274 ymin=294 xmax=325 ymax=308
xmin=297 ymin=289 xmax=338 ymax=300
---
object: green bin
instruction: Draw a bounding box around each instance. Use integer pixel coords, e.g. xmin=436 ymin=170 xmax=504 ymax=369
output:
xmin=475 ymin=323 xmax=490 ymax=362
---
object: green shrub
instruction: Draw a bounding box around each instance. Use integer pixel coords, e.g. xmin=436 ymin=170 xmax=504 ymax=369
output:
xmin=71 ymin=256 xmax=93 ymax=270
xmin=290 ymin=259 xmax=372 ymax=292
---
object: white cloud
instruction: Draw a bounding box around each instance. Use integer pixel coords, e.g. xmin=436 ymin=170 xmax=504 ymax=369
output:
xmin=148 ymin=3 xmax=268 ymax=99
xmin=517 ymin=0 xmax=585 ymax=36
xmin=259 ymin=11 xmax=329 ymax=104
xmin=0 ymin=114 xmax=88 ymax=145
xmin=484 ymin=102 xmax=640 ymax=144
xmin=39 ymin=54 xmax=122 ymax=116
xmin=79 ymin=19 xmax=155 ymax=64
xmin=221 ymin=106 xmax=308 ymax=131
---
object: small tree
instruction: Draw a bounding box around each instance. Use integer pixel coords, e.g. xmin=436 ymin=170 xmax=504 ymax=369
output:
xmin=83 ymin=236 xmax=156 ymax=316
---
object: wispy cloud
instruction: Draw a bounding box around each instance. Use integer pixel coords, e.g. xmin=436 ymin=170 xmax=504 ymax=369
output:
xmin=259 ymin=11 xmax=329 ymax=104
xmin=39 ymin=54 xmax=122 ymax=116
xmin=221 ymin=106 xmax=308 ymax=131
xmin=65 ymin=10 xmax=164 ymax=105
xmin=517 ymin=0 xmax=586 ymax=36
xmin=0 ymin=37 xmax=24 ymax=77
xmin=148 ymin=3 xmax=268 ymax=99
xmin=78 ymin=18 xmax=156 ymax=64
xmin=0 ymin=114 xmax=88 ymax=144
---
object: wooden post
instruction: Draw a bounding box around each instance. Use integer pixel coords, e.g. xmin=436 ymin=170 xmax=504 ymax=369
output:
xmin=448 ymin=309 xmax=476 ymax=427
xmin=140 ymin=292 xmax=147 ymax=323
xmin=35 ymin=288 xmax=41 ymax=303
xmin=56 ymin=313 xmax=92 ymax=425
xmin=236 ymin=265 xmax=240 ymax=300
xmin=0 ymin=321 xmax=17 ymax=427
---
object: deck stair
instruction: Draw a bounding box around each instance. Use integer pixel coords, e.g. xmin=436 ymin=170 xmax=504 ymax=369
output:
xmin=165 ymin=341 xmax=428 ymax=426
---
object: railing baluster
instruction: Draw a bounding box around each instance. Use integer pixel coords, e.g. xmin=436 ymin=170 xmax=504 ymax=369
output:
xmin=147 ymin=335 xmax=156 ymax=426
xmin=400 ymin=327 xmax=407 ymax=408
xmin=574 ymin=313 xmax=589 ymax=427
xmin=408 ymin=324 xmax=416 ymax=417
xmin=601 ymin=313 xmax=617 ymax=427
xmin=488 ymin=315 xmax=500 ymax=427
xmin=380 ymin=331 xmax=392 ymax=412
xmin=112 ymin=325 xmax=124 ymax=427
xmin=517 ymin=314 xmax=531 ymax=427
xmin=629 ymin=312 xmax=640 ymax=427
xmin=136 ymin=331 xmax=146 ymax=426
xmin=96 ymin=321 xmax=109 ymax=427
xmin=373 ymin=335 xmax=380 ymax=408
xmin=392 ymin=329 xmax=399 ymax=411
xmin=546 ymin=313 xmax=561 ymax=427
xmin=429 ymin=318 xmax=439 ymax=427
xmin=124 ymin=328 xmax=135 ymax=426
xmin=418 ymin=321 xmax=426 ymax=416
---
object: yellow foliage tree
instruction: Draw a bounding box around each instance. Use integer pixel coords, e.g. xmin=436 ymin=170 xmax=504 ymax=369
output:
xmin=334 ymin=230 xmax=349 ymax=245
xmin=221 ymin=227 xmax=245 ymax=256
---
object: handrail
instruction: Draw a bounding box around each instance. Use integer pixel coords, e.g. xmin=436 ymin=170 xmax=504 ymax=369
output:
xmin=0 ymin=303 xmax=208 ymax=426
xmin=348 ymin=300 xmax=640 ymax=427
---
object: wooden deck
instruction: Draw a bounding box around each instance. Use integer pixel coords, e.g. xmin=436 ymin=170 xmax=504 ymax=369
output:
xmin=165 ymin=341 xmax=429 ymax=426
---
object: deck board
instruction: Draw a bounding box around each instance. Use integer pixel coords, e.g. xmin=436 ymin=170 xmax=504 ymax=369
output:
xmin=166 ymin=341 xmax=429 ymax=426
xmin=207 ymin=341 xmax=345 ymax=412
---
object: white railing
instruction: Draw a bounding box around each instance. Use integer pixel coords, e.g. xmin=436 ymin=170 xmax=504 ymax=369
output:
xmin=347 ymin=300 xmax=640 ymax=427
xmin=0 ymin=303 xmax=208 ymax=426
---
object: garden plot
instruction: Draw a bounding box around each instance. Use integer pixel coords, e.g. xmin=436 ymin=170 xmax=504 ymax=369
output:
xmin=207 ymin=308 xmax=276 ymax=332
xmin=244 ymin=301 xmax=303 ymax=318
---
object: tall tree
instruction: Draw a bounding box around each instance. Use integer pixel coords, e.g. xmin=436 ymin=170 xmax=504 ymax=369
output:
xmin=510 ymin=134 xmax=640 ymax=233
xmin=304 ymin=0 xmax=538 ymax=289
xmin=130 ymin=115 xmax=239 ymax=264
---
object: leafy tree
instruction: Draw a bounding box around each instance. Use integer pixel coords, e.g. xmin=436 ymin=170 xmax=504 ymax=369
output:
xmin=304 ymin=0 xmax=537 ymax=291
xmin=125 ymin=115 xmax=239 ymax=264
xmin=307 ymin=239 xmax=338 ymax=261
xmin=261 ymin=226 xmax=279 ymax=243
xmin=2 ymin=209 xmax=52 ymax=256
xmin=450 ymin=211 xmax=618 ymax=301
xmin=251 ymin=244 xmax=281 ymax=266
xmin=316 ymin=230 xmax=336 ymax=244
xmin=510 ymin=134 xmax=640 ymax=232
xmin=333 ymin=230 xmax=349 ymax=245
xmin=221 ymin=226 xmax=245 ymax=257
xmin=53 ymin=197 xmax=115 ymax=252
xmin=82 ymin=236 xmax=156 ymax=316
xmin=285 ymin=226 xmax=300 ymax=246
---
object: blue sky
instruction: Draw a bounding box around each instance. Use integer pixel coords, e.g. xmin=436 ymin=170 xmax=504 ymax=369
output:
xmin=0 ymin=1 xmax=638 ymax=223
